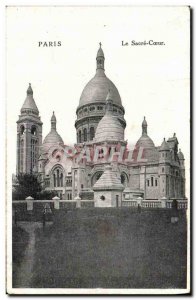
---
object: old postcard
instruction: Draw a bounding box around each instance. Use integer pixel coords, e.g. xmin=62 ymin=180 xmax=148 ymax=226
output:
xmin=6 ymin=6 xmax=190 ymax=295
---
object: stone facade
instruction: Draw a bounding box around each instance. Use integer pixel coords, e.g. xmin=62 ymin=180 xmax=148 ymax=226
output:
xmin=16 ymin=45 xmax=186 ymax=204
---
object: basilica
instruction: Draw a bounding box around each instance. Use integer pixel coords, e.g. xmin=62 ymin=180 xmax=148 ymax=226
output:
xmin=16 ymin=44 xmax=186 ymax=206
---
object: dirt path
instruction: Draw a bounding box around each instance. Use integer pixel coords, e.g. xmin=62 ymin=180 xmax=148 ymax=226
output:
xmin=14 ymin=222 xmax=43 ymax=288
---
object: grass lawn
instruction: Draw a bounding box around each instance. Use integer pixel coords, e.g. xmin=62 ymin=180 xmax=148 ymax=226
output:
xmin=12 ymin=225 xmax=29 ymax=286
xmin=31 ymin=208 xmax=187 ymax=289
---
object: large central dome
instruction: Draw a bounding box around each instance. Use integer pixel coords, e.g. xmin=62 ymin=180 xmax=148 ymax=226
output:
xmin=75 ymin=44 xmax=126 ymax=144
xmin=79 ymin=69 xmax=122 ymax=106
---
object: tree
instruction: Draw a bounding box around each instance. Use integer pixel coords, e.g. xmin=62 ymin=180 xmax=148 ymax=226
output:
xmin=12 ymin=173 xmax=42 ymax=200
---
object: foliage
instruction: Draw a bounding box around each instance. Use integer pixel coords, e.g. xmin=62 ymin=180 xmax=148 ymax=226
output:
xmin=12 ymin=173 xmax=42 ymax=200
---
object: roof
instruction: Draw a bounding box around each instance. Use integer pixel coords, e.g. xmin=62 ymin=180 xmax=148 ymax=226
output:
xmin=79 ymin=45 xmax=122 ymax=107
xmin=178 ymin=149 xmax=184 ymax=160
xmin=93 ymin=165 xmax=124 ymax=191
xmin=43 ymin=130 xmax=64 ymax=147
xmin=159 ymin=138 xmax=170 ymax=151
xmin=21 ymin=84 xmax=39 ymax=115
xmin=95 ymin=114 xmax=124 ymax=142
xmin=79 ymin=70 xmax=122 ymax=107
xmin=135 ymin=134 xmax=155 ymax=149
xmin=131 ymin=146 xmax=159 ymax=163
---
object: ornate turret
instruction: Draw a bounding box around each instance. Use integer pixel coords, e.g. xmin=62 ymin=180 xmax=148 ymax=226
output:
xmin=178 ymin=148 xmax=185 ymax=161
xmin=159 ymin=137 xmax=170 ymax=162
xmin=16 ymin=83 xmax=42 ymax=174
xmin=51 ymin=111 xmax=57 ymax=130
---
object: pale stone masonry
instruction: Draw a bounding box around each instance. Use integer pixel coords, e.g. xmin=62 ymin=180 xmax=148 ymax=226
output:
xmin=16 ymin=44 xmax=186 ymax=205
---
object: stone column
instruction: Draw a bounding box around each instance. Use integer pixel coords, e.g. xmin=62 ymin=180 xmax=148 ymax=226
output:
xmin=53 ymin=196 xmax=60 ymax=209
xmin=26 ymin=196 xmax=34 ymax=211
xmin=161 ymin=197 xmax=167 ymax=208
xmin=75 ymin=195 xmax=81 ymax=208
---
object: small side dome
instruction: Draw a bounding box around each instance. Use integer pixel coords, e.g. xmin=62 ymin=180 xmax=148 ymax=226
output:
xmin=42 ymin=112 xmax=64 ymax=153
xmin=159 ymin=138 xmax=170 ymax=151
xmin=43 ymin=131 xmax=64 ymax=147
xmin=135 ymin=117 xmax=155 ymax=149
xmin=136 ymin=135 xmax=155 ymax=149
xmin=178 ymin=149 xmax=185 ymax=160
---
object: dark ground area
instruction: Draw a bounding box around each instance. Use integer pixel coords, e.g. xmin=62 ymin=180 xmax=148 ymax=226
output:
xmin=13 ymin=208 xmax=187 ymax=289
xmin=12 ymin=225 xmax=29 ymax=286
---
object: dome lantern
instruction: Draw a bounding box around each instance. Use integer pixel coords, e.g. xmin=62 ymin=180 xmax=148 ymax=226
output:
xmin=51 ymin=111 xmax=56 ymax=130
xmin=27 ymin=83 xmax=33 ymax=95
xmin=96 ymin=42 xmax=105 ymax=71
xmin=142 ymin=116 xmax=147 ymax=135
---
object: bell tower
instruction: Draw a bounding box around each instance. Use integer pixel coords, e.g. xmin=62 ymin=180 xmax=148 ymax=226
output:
xmin=16 ymin=83 xmax=43 ymax=174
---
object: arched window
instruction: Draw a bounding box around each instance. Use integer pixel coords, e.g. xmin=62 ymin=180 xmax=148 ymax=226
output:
xmin=53 ymin=173 xmax=56 ymax=187
xmin=60 ymin=173 xmax=63 ymax=187
xmin=57 ymin=169 xmax=60 ymax=187
xmin=78 ymin=130 xmax=82 ymax=143
xmin=121 ymin=174 xmax=125 ymax=184
xmin=83 ymin=128 xmax=87 ymax=142
xmin=97 ymin=174 xmax=101 ymax=180
xmin=90 ymin=127 xmax=95 ymax=140
xmin=31 ymin=125 xmax=37 ymax=135
xmin=68 ymin=193 xmax=70 ymax=200
xmin=20 ymin=125 xmax=25 ymax=135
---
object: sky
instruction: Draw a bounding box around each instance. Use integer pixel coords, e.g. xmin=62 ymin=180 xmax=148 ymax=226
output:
xmin=6 ymin=6 xmax=190 ymax=197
